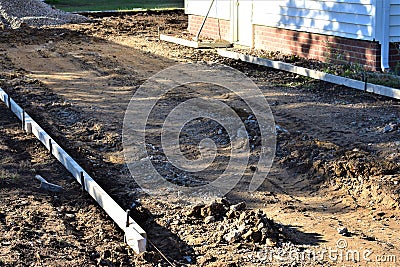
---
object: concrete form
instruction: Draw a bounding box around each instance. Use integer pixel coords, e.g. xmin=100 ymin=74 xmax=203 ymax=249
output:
xmin=217 ymin=49 xmax=400 ymax=100
xmin=0 ymin=88 xmax=147 ymax=254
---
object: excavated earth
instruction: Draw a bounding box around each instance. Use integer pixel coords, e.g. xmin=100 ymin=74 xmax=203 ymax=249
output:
xmin=0 ymin=11 xmax=400 ymax=266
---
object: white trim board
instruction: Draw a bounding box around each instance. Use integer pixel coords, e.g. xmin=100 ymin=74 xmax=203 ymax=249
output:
xmin=0 ymin=88 xmax=147 ymax=254
xmin=217 ymin=49 xmax=400 ymax=100
xmin=160 ymin=34 xmax=232 ymax=48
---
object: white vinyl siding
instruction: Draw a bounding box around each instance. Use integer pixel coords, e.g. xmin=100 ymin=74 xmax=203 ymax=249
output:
xmin=185 ymin=0 xmax=400 ymax=42
xmin=185 ymin=0 xmax=231 ymax=20
xmin=252 ymin=0 xmax=376 ymax=41
xmin=390 ymin=0 xmax=400 ymax=41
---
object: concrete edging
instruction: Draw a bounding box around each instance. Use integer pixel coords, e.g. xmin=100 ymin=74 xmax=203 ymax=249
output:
xmin=217 ymin=49 xmax=400 ymax=100
xmin=160 ymin=34 xmax=232 ymax=49
xmin=0 ymin=88 xmax=147 ymax=254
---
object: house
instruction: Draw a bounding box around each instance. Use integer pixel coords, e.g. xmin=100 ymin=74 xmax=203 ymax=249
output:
xmin=185 ymin=0 xmax=400 ymax=72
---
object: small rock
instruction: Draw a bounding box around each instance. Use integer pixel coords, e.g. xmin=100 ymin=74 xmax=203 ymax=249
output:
xmin=103 ymin=250 xmax=111 ymax=259
xmin=186 ymin=204 xmax=205 ymax=217
xmin=265 ymin=238 xmax=277 ymax=247
xmin=219 ymin=198 xmax=231 ymax=207
xmin=139 ymin=251 xmax=160 ymax=262
xmin=276 ymin=125 xmax=289 ymax=134
xmin=383 ymin=124 xmax=394 ymax=133
xmin=197 ymin=255 xmax=217 ymax=265
xmin=250 ymin=230 xmax=263 ymax=243
xmin=337 ymin=227 xmax=349 ymax=236
xmin=130 ymin=200 xmax=141 ymax=210
xmin=238 ymin=211 xmax=247 ymax=222
xmin=237 ymin=223 xmax=247 ymax=234
xmin=201 ymin=201 xmax=226 ymax=218
xmin=230 ymin=202 xmax=246 ymax=212
xmin=224 ymin=230 xmax=241 ymax=243
xmin=171 ymin=219 xmax=180 ymax=225
xmin=204 ymin=215 xmax=215 ymax=223
xmin=225 ymin=209 xmax=237 ymax=219
xmin=89 ymin=251 xmax=100 ymax=261
xmin=183 ymin=256 xmax=192 ymax=263
xmin=242 ymin=229 xmax=253 ymax=240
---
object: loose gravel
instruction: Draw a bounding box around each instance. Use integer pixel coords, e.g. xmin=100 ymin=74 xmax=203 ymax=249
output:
xmin=0 ymin=0 xmax=88 ymax=29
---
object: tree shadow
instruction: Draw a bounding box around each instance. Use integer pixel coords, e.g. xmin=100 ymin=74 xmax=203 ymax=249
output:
xmin=276 ymin=0 xmax=376 ymax=69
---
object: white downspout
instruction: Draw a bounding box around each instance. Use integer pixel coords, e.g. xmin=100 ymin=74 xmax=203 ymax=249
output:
xmin=381 ymin=0 xmax=390 ymax=71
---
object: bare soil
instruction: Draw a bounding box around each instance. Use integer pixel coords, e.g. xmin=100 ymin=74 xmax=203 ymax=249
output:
xmin=0 ymin=11 xmax=399 ymax=266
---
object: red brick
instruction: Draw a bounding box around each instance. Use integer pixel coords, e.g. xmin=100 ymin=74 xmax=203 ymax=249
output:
xmin=189 ymin=16 xmax=400 ymax=70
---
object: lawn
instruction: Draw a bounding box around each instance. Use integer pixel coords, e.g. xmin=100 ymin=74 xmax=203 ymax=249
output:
xmin=45 ymin=0 xmax=184 ymax=12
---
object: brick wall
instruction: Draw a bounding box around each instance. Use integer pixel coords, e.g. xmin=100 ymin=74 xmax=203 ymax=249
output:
xmin=254 ymin=25 xmax=382 ymax=71
xmin=188 ymin=15 xmax=400 ymax=72
xmin=188 ymin=15 xmax=230 ymax=41
xmin=389 ymin=42 xmax=400 ymax=71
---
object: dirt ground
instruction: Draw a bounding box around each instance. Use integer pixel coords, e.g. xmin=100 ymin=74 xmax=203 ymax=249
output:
xmin=0 ymin=10 xmax=400 ymax=266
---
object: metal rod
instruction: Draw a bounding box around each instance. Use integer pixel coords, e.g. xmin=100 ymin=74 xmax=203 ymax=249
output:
xmin=22 ymin=111 xmax=25 ymax=130
xmin=80 ymin=171 xmax=85 ymax=191
xmin=49 ymin=138 xmax=53 ymax=155
xmin=126 ymin=209 xmax=131 ymax=227
xmin=7 ymin=95 xmax=11 ymax=110
xmin=148 ymin=239 xmax=176 ymax=267
xmin=194 ymin=0 xmax=215 ymax=41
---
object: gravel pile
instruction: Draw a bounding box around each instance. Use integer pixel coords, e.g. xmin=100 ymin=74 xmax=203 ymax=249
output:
xmin=0 ymin=0 xmax=88 ymax=29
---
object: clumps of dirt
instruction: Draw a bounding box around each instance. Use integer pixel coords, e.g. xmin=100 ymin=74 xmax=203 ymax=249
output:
xmin=326 ymin=149 xmax=398 ymax=178
xmin=324 ymin=148 xmax=400 ymax=208
xmin=0 ymin=0 xmax=88 ymax=29
xmin=276 ymin=129 xmax=400 ymax=208
xmin=277 ymin=134 xmax=398 ymax=179
xmin=77 ymin=11 xmax=187 ymax=38
xmin=187 ymin=199 xmax=284 ymax=246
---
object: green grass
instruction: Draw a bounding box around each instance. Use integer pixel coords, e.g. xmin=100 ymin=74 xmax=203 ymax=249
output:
xmin=45 ymin=0 xmax=184 ymax=12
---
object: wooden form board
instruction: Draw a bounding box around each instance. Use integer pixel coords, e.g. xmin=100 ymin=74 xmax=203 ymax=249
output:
xmin=0 ymin=88 xmax=147 ymax=254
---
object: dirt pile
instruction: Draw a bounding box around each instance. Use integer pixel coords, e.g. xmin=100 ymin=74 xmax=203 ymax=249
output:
xmin=187 ymin=199 xmax=284 ymax=246
xmin=0 ymin=0 xmax=88 ymax=29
